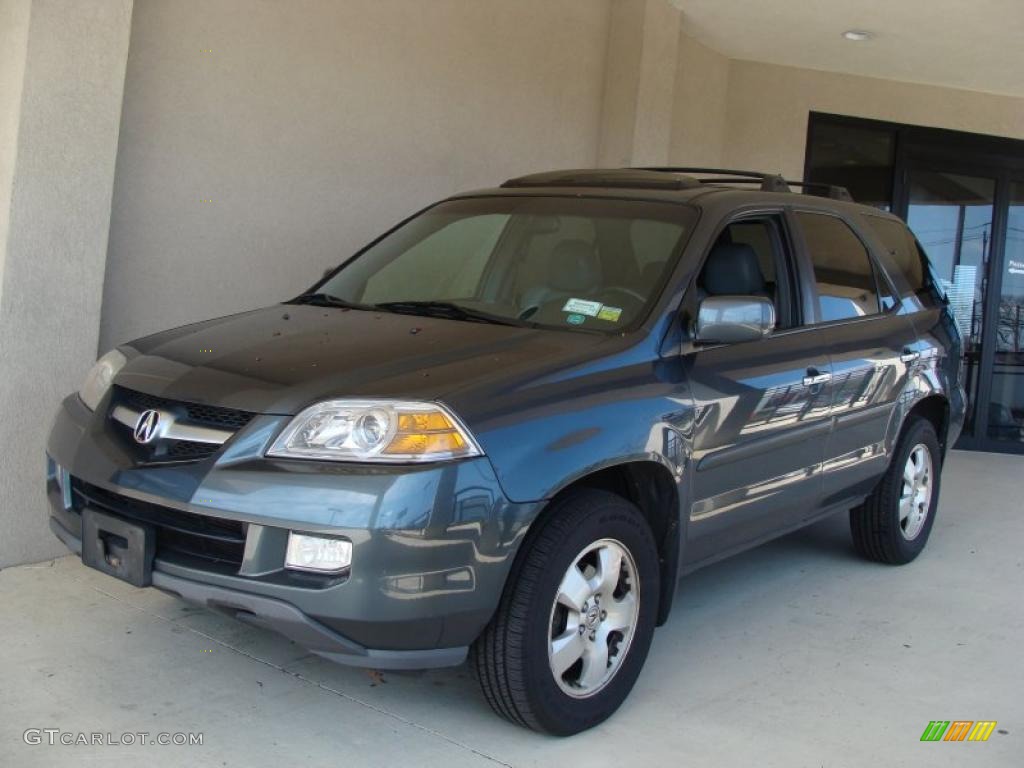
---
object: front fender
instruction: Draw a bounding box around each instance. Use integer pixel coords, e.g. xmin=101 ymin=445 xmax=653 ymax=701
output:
xmin=472 ymin=371 xmax=694 ymax=504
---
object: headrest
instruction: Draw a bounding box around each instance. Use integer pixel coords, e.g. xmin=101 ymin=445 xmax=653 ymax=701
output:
xmin=549 ymin=239 xmax=601 ymax=293
xmin=702 ymin=242 xmax=766 ymax=296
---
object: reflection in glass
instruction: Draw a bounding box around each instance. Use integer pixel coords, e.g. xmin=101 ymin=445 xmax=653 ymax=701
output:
xmin=988 ymin=182 xmax=1024 ymax=442
xmin=907 ymin=171 xmax=995 ymax=438
xmin=806 ymin=119 xmax=896 ymax=209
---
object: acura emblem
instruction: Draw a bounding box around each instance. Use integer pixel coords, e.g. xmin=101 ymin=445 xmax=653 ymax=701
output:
xmin=133 ymin=409 xmax=161 ymax=444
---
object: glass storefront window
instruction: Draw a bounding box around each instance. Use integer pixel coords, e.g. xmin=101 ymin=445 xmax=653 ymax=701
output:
xmin=988 ymin=182 xmax=1024 ymax=442
xmin=804 ymin=112 xmax=1024 ymax=452
xmin=906 ymin=171 xmax=995 ymax=439
xmin=806 ymin=119 xmax=896 ymax=209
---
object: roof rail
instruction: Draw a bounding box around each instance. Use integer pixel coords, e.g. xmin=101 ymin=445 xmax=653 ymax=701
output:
xmin=502 ymin=168 xmax=700 ymax=190
xmin=634 ymin=167 xmax=791 ymax=193
xmin=784 ymin=180 xmax=853 ymax=202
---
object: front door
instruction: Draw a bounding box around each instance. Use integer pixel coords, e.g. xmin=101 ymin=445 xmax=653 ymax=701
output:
xmin=681 ymin=214 xmax=832 ymax=565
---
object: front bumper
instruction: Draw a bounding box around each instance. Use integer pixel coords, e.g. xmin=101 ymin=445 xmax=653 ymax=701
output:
xmin=46 ymin=394 xmax=540 ymax=669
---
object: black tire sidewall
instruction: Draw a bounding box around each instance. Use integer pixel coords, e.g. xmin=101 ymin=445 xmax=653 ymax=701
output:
xmin=518 ymin=494 xmax=659 ymax=735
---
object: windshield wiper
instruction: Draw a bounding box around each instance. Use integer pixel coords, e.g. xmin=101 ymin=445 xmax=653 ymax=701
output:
xmin=373 ymin=301 xmax=528 ymax=328
xmin=288 ymin=292 xmax=370 ymax=309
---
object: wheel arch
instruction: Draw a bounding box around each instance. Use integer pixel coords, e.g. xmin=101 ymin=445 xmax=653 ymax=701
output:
xmin=904 ymin=394 xmax=951 ymax=457
xmin=523 ymin=459 xmax=682 ymax=627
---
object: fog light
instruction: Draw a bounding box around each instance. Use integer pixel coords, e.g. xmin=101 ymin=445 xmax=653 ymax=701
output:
xmin=50 ymin=459 xmax=72 ymax=510
xmin=285 ymin=532 xmax=352 ymax=573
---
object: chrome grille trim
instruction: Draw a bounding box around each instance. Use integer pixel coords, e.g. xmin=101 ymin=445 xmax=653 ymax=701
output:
xmin=110 ymin=405 xmax=233 ymax=445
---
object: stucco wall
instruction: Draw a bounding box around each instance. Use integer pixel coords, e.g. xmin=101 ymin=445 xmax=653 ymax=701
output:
xmin=0 ymin=0 xmax=31 ymax=304
xmin=100 ymin=0 xmax=612 ymax=349
xmin=668 ymin=32 xmax=729 ymax=166
xmin=721 ymin=59 xmax=1024 ymax=180
xmin=0 ymin=0 xmax=133 ymax=568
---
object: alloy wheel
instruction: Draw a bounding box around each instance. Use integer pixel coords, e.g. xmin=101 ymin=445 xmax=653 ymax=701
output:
xmin=547 ymin=538 xmax=639 ymax=698
xmin=899 ymin=443 xmax=933 ymax=541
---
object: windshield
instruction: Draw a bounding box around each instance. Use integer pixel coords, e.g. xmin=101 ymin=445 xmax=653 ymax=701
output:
xmin=312 ymin=196 xmax=696 ymax=332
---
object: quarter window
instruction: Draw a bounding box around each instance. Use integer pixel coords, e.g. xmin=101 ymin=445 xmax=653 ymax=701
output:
xmin=797 ymin=212 xmax=881 ymax=322
xmin=860 ymin=214 xmax=928 ymax=299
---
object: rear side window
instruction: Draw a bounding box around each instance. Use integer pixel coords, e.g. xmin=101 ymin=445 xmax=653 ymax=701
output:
xmin=796 ymin=212 xmax=881 ymax=322
xmin=860 ymin=214 xmax=927 ymax=297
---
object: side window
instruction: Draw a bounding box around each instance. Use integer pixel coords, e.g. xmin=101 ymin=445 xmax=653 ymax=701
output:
xmin=797 ymin=212 xmax=881 ymax=322
xmin=698 ymin=216 xmax=795 ymax=329
xmin=362 ymin=214 xmax=509 ymax=303
xmin=860 ymin=214 xmax=929 ymax=301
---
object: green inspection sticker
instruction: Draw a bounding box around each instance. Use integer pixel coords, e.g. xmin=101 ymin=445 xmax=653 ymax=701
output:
xmin=597 ymin=305 xmax=622 ymax=322
xmin=566 ymin=313 xmax=586 ymax=325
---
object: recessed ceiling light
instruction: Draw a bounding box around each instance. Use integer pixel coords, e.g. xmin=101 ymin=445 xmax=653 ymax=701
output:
xmin=842 ymin=30 xmax=872 ymax=41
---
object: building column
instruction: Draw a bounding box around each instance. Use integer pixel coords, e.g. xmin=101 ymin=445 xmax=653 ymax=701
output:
xmin=597 ymin=0 xmax=682 ymax=168
xmin=0 ymin=0 xmax=134 ymax=567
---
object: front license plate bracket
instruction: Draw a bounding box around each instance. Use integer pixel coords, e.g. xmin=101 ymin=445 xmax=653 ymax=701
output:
xmin=81 ymin=508 xmax=155 ymax=587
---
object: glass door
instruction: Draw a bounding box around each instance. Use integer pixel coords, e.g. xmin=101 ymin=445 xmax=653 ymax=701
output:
xmin=988 ymin=181 xmax=1024 ymax=445
xmin=906 ymin=170 xmax=996 ymax=442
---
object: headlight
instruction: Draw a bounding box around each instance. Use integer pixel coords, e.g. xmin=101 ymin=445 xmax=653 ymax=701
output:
xmin=267 ymin=399 xmax=482 ymax=462
xmin=78 ymin=349 xmax=127 ymax=411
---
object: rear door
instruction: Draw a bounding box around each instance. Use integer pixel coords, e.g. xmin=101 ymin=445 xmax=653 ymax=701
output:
xmin=682 ymin=212 xmax=834 ymax=564
xmin=792 ymin=210 xmax=920 ymax=509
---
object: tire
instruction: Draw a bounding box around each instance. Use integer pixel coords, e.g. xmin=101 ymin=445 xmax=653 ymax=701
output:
xmin=850 ymin=416 xmax=942 ymax=564
xmin=471 ymin=489 xmax=659 ymax=735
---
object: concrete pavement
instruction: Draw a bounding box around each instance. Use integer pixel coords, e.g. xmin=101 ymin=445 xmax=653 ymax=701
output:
xmin=1 ymin=450 xmax=1020 ymax=767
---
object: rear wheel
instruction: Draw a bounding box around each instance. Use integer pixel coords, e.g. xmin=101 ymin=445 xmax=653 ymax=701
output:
xmin=850 ymin=416 xmax=942 ymax=564
xmin=472 ymin=489 xmax=659 ymax=735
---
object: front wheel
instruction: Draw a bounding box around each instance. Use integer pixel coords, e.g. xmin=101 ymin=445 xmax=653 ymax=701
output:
xmin=472 ymin=489 xmax=659 ymax=735
xmin=850 ymin=416 xmax=942 ymax=564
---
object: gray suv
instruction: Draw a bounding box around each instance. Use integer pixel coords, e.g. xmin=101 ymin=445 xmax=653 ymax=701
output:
xmin=46 ymin=168 xmax=965 ymax=734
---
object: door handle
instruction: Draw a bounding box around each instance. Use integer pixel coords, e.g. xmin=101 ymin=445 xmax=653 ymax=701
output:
xmin=900 ymin=348 xmax=920 ymax=363
xmin=802 ymin=369 xmax=832 ymax=387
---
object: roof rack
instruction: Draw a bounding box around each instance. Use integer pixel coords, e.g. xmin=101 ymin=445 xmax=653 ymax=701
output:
xmin=783 ymin=180 xmax=853 ymax=202
xmin=500 ymin=167 xmax=855 ymax=201
xmin=635 ymin=167 xmax=791 ymax=193
xmin=501 ymin=168 xmax=700 ymax=190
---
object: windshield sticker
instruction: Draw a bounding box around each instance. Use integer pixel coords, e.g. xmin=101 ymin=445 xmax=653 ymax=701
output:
xmin=597 ymin=306 xmax=622 ymax=322
xmin=566 ymin=313 xmax=586 ymax=326
xmin=562 ymin=298 xmax=602 ymax=317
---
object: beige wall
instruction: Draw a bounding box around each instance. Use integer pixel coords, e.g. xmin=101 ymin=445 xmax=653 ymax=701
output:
xmin=0 ymin=0 xmax=133 ymax=568
xmin=100 ymin=0 xmax=612 ymax=349
xmin=104 ymin=0 xmax=1024 ymax=353
xmin=721 ymin=59 xmax=1024 ymax=181
xmin=669 ymin=32 xmax=729 ymax=166
xmin=597 ymin=0 xmax=682 ymax=167
xmin=0 ymin=0 xmax=32 ymax=303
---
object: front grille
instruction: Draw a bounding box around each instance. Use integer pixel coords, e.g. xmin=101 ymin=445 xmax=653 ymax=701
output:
xmin=108 ymin=386 xmax=256 ymax=465
xmin=71 ymin=478 xmax=247 ymax=568
xmin=165 ymin=440 xmax=221 ymax=460
xmin=119 ymin=388 xmax=255 ymax=431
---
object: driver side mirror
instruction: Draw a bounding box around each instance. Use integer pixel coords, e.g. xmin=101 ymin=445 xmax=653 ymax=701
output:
xmin=695 ymin=296 xmax=775 ymax=344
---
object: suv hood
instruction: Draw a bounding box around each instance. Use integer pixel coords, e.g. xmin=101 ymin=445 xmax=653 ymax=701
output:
xmin=115 ymin=304 xmax=614 ymax=416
